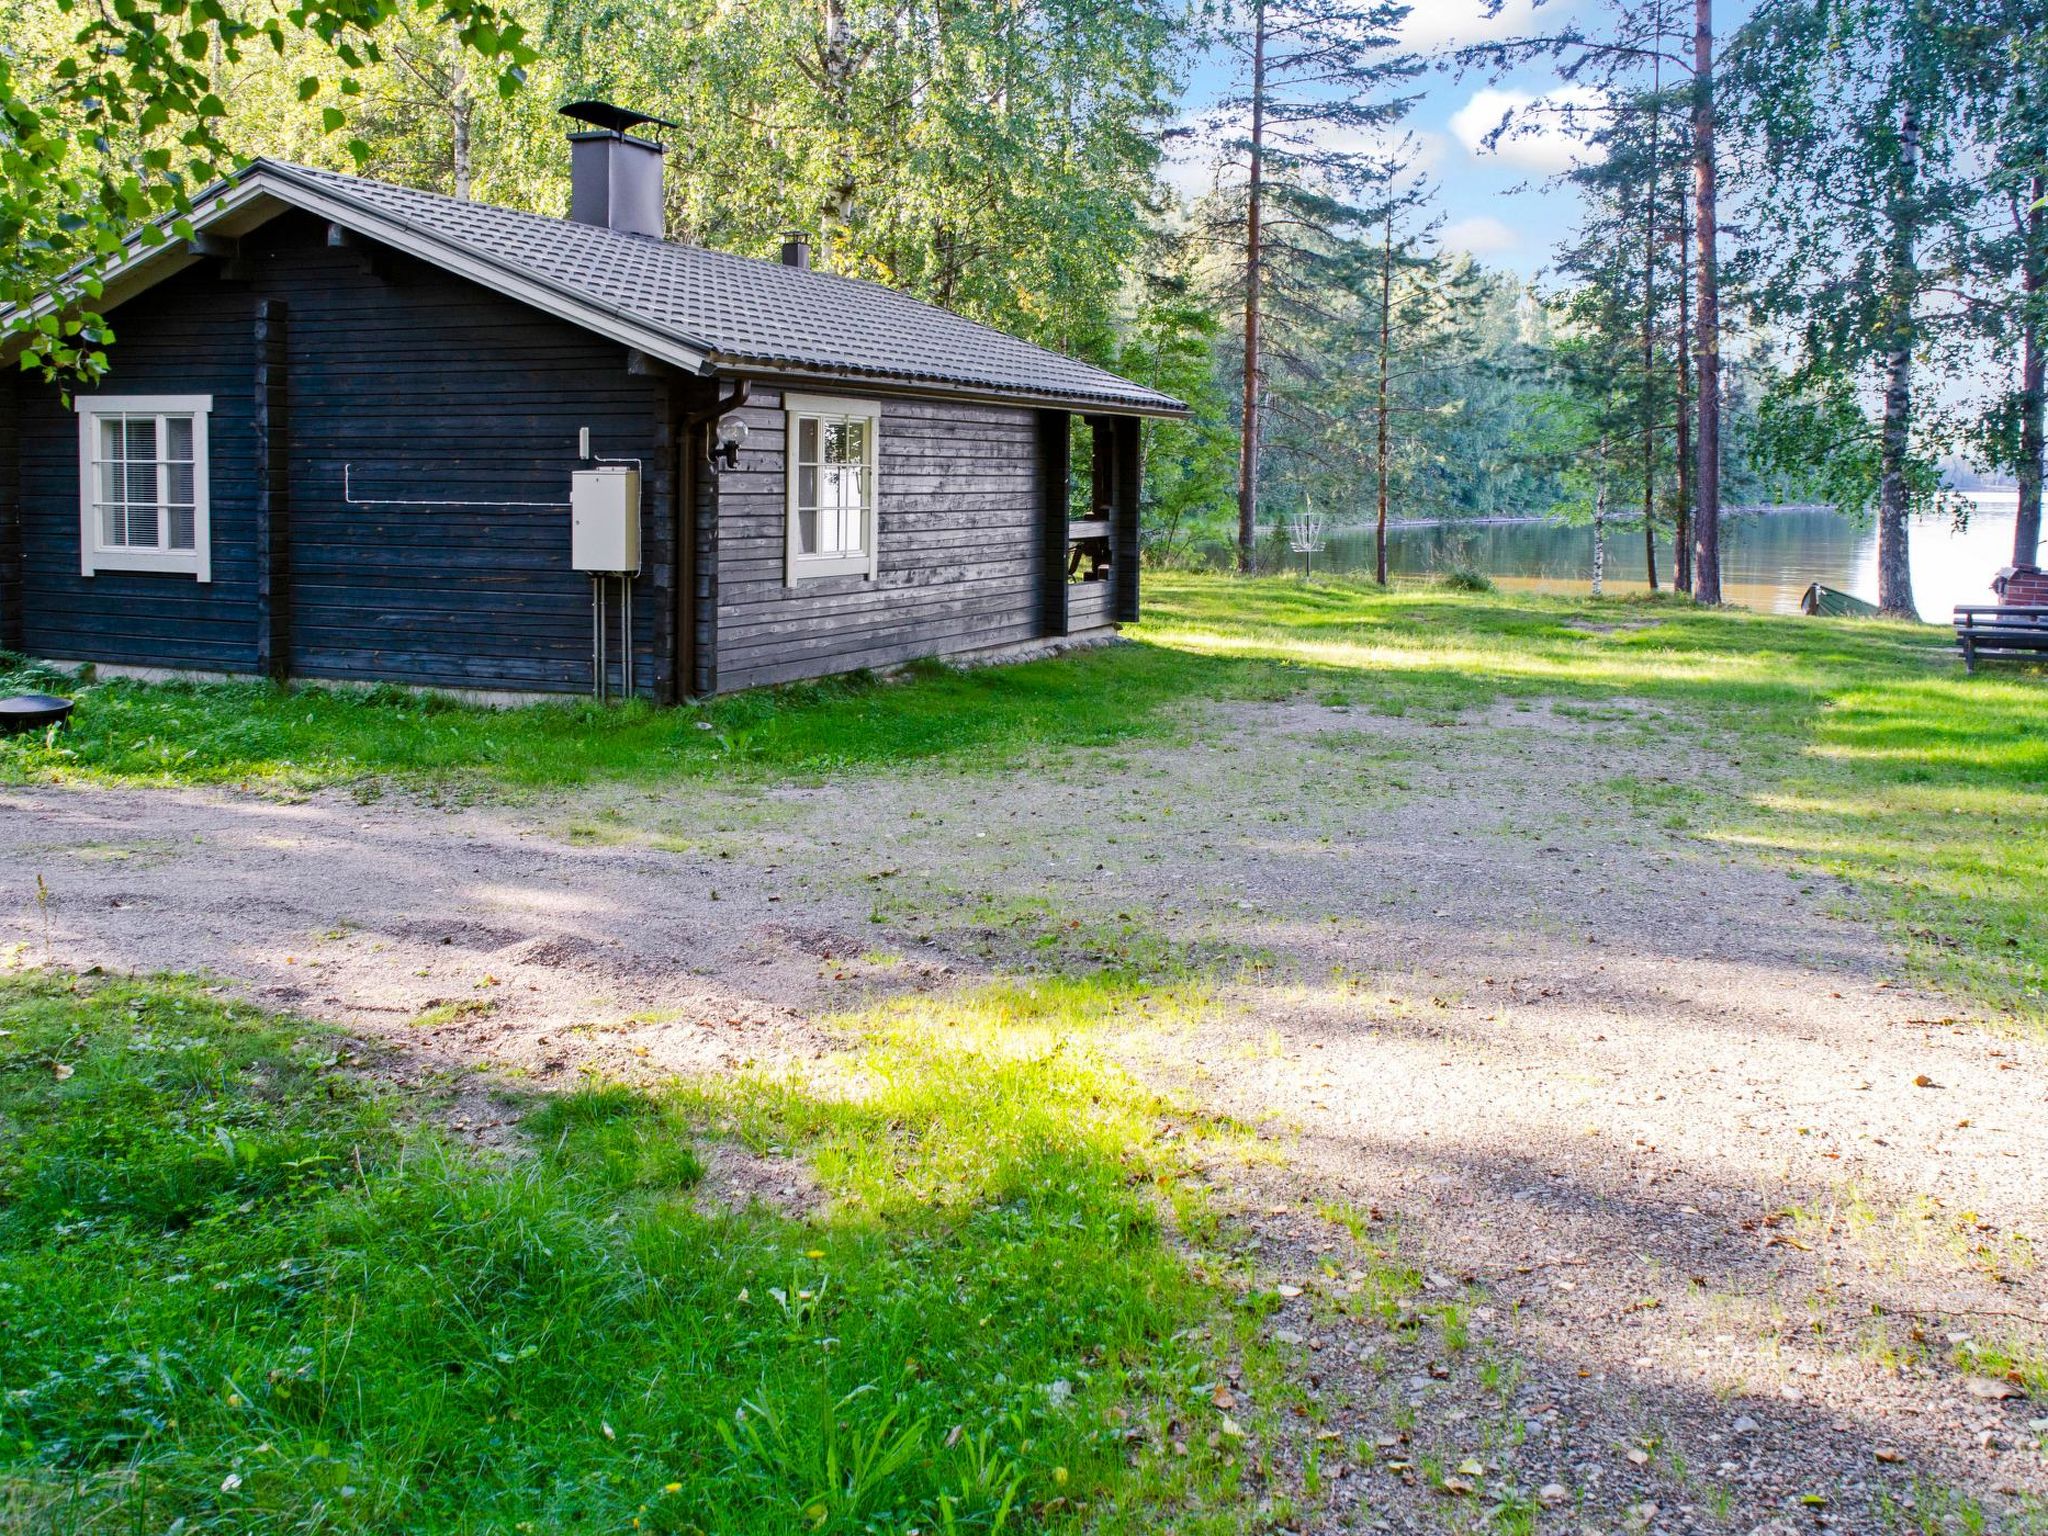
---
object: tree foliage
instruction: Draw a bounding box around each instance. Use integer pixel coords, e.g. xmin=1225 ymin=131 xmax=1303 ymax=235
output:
xmin=1 ymin=0 xmax=534 ymax=383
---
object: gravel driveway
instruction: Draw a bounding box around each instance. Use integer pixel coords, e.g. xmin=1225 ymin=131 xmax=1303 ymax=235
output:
xmin=3 ymin=694 xmax=2042 ymax=1532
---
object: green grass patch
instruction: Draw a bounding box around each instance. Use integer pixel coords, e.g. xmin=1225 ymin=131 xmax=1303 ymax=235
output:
xmin=0 ymin=646 xmax=1295 ymax=794
xmin=0 ymin=971 xmax=1257 ymax=1534
xmin=3 ymin=572 xmax=2042 ymax=1026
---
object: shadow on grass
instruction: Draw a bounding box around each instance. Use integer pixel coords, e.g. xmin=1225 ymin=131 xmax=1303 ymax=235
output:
xmin=0 ymin=971 xmax=1253 ymax=1536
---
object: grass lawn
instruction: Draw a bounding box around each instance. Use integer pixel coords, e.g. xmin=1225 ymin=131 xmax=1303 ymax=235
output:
xmin=1 ymin=574 xmax=2043 ymax=1531
xmin=0 ymin=971 xmax=1280 ymax=1534
xmin=4 ymin=572 xmax=2042 ymax=1024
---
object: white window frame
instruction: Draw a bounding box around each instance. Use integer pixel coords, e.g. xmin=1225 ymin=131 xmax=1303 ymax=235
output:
xmin=784 ymin=392 xmax=881 ymax=585
xmin=76 ymin=394 xmax=214 ymax=581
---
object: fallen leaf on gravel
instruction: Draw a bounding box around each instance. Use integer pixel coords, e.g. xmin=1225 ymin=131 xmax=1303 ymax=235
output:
xmin=1275 ymin=1284 xmax=1304 ymax=1298
xmin=1967 ymin=1377 xmax=2020 ymax=1400
xmin=1439 ymin=1477 xmax=1474 ymax=1496
xmin=1874 ymin=1447 xmax=1904 ymax=1463
xmin=1800 ymin=1493 xmax=1829 ymax=1507
xmin=1211 ymin=1388 xmax=1235 ymax=1411
xmin=1456 ymin=1458 xmax=1484 ymax=1477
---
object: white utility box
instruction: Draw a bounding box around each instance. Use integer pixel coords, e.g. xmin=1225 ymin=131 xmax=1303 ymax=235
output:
xmin=571 ymin=464 xmax=642 ymax=573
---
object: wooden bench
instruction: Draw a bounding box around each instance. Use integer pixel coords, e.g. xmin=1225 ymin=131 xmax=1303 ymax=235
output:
xmin=1955 ymin=605 xmax=2048 ymax=672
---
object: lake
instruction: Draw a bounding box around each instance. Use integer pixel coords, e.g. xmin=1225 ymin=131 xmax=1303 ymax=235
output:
xmin=1263 ymin=493 xmax=2026 ymax=618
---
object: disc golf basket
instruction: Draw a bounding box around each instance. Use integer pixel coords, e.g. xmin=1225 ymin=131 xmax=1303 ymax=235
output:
xmin=1288 ymin=496 xmax=1327 ymax=580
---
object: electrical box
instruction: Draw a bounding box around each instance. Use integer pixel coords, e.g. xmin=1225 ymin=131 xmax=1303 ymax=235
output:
xmin=571 ymin=464 xmax=642 ymax=573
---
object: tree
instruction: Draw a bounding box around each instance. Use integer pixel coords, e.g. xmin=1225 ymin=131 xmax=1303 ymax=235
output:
xmin=1464 ymin=0 xmax=1726 ymax=602
xmin=1206 ymin=0 xmax=1420 ymax=572
xmin=1550 ymin=71 xmax=1692 ymax=596
xmin=1955 ymin=0 xmax=2048 ymax=570
xmin=1352 ymin=169 xmax=1477 ymax=585
xmin=1728 ymin=0 xmax=1982 ymax=617
xmin=1540 ymin=291 xmax=1647 ymax=597
xmin=0 ymin=0 xmax=534 ymax=387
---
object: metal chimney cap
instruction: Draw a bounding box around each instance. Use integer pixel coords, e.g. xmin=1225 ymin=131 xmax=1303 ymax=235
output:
xmin=558 ymin=100 xmax=678 ymax=137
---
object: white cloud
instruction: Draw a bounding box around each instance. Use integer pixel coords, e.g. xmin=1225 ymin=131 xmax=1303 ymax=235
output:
xmin=1398 ymin=0 xmax=1583 ymax=53
xmin=1439 ymin=214 xmax=1521 ymax=255
xmin=1449 ymin=85 xmax=1606 ymax=174
xmin=1159 ymin=113 xmax=1453 ymax=205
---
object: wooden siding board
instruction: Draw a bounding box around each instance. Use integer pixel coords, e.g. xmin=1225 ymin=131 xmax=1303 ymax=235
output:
xmin=14 ymin=265 xmax=260 ymax=673
xmin=252 ymin=215 xmax=665 ymax=698
xmin=0 ymin=375 xmax=20 ymax=653
xmin=1036 ymin=411 xmax=1070 ymax=639
xmin=9 ymin=218 xmax=673 ymax=694
xmin=253 ymin=298 xmax=291 ymax=678
xmin=712 ymin=388 xmax=1051 ymax=691
xmin=11 ymin=208 xmax=1136 ymax=698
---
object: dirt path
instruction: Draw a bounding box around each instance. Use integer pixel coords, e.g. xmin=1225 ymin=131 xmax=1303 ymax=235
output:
xmin=3 ymin=696 xmax=2043 ymax=1532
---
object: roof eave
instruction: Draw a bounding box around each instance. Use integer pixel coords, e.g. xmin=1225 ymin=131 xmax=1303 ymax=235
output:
xmin=2 ymin=165 xmax=719 ymax=378
xmin=712 ymin=359 xmax=1192 ymax=420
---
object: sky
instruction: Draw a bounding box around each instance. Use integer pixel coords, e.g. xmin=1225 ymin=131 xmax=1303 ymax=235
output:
xmin=1162 ymin=0 xmax=1715 ymax=283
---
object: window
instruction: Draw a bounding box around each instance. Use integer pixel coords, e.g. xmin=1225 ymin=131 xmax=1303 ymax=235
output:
xmin=76 ymin=395 xmax=213 ymax=581
xmin=785 ymin=393 xmax=880 ymax=582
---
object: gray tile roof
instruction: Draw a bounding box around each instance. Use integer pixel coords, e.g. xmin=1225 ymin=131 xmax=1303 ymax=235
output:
xmin=256 ymin=160 xmax=1186 ymax=415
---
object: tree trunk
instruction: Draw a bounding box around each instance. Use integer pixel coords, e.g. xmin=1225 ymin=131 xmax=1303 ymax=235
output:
xmin=1876 ymin=98 xmax=1921 ymax=620
xmin=1641 ymin=46 xmax=1661 ymax=593
xmin=1376 ymin=213 xmax=1393 ymax=586
xmin=450 ymin=53 xmax=474 ymax=203
xmin=1593 ymin=451 xmax=1609 ymax=599
xmin=1675 ymin=172 xmax=1694 ymax=593
xmin=820 ymin=0 xmax=859 ymax=261
xmin=2018 ymin=170 xmax=2046 ymax=570
xmin=1237 ymin=0 xmax=1268 ymax=574
xmin=1690 ymin=0 xmax=1723 ymax=605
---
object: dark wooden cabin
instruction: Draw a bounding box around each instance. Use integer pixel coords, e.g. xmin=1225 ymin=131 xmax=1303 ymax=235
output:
xmin=0 ymin=105 xmax=1185 ymax=702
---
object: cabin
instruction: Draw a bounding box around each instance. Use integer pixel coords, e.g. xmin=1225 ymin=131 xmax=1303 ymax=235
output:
xmin=0 ymin=103 xmax=1186 ymax=702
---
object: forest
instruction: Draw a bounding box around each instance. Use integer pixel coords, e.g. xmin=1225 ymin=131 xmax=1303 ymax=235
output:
xmin=3 ymin=0 xmax=2044 ymax=615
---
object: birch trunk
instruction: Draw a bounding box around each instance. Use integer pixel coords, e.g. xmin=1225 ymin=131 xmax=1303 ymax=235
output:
xmin=2018 ymin=170 xmax=2046 ymax=571
xmin=1593 ymin=458 xmax=1609 ymax=599
xmin=1875 ymin=99 xmax=1921 ymax=620
xmin=450 ymin=54 xmax=474 ymax=203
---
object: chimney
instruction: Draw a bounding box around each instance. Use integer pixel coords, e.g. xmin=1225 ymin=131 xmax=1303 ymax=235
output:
xmin=558 ymin=100 xmax=676 ymax=240
xmin=780 ymin=231 xmax=812 ymax=269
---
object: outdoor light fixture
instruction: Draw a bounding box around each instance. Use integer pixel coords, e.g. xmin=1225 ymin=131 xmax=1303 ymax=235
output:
xmin=711 ymin=415 xmax=748 ymax=472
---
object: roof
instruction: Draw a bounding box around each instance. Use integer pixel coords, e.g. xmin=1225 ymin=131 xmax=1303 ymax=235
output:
xmin=9 ymin=158 xmax=1188 ymax=417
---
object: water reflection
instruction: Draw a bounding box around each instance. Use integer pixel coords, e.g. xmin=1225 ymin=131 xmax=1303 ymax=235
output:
xmin=1264 ymin=493 xmax=2025 ymax=617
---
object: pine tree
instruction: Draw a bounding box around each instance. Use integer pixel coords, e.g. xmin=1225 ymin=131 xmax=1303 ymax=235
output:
xmin=1206 ymin=0 xmax=1420 ymax=572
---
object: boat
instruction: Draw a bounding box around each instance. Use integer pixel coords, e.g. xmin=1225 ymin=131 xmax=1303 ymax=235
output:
xmin=1798 ymin=583 xmax=1880 ymax=618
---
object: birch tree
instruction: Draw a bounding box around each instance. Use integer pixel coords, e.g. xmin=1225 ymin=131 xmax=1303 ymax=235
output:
xmin=1728 ymin=0 xmax=1980 ymax=617
xmin=0 ymin=0 xmax=533 ymax=386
